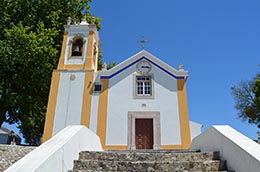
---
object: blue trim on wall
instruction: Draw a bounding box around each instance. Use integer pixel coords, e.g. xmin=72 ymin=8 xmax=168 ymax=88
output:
xmin=100 ymin=56 xmax=185 ymax=80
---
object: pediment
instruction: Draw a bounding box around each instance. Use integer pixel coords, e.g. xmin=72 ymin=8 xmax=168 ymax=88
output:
xmin=98 ymin=50 xmax=188 ymax=80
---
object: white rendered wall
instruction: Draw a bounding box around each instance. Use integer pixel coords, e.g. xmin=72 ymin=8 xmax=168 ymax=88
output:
xmin=52 ymin=72 xmax=85 ymax=136
xmin=191 ymin=125 xmax=260 ymax=172
xmin=106 ymin=64 xmax=181 ymax=146
xmin=5 ymin=125 xmax=103 ymax=172
xmin=189 ymin=121 xmax=202 ymax=140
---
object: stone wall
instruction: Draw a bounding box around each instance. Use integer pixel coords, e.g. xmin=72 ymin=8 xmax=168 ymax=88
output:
xmin=0 ymin=144 xmax=36 ymax=172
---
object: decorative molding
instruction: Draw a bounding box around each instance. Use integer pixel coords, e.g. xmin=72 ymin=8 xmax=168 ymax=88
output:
xmin=132 ymin=74 xmax=154 ymax=99
xmin=68 ymin=35 xmax=86 ymax=60
xmin=127 ymin=111 xmax=161 ymax=150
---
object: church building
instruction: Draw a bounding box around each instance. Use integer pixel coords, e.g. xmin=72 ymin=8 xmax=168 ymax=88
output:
xmin=42 ymin=18 xmax=201 ymax=150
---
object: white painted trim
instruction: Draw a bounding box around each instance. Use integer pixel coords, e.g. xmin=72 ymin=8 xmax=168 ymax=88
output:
xmin=191 ymin=125 xmax=260 ymax=172
xmin=127 ymin=111 xmax=161 ymax=150
xmin=5 ymin=126 xmax=103 ymax=172
xmin=133 ymin=74 xmax=154 ymax=99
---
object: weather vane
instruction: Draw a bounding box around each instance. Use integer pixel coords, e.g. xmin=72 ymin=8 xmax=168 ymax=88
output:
xmin=138 ymin=36 xmax=149 ymax=50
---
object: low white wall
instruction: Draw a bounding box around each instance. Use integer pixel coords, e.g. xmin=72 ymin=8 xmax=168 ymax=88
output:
xmin=191 ymin=125 xmax=260 ymax=172
xmin=5 ymin=125 xmax=103 ymax=172
xmin=189 ymin=121 xmax=202 ymax=140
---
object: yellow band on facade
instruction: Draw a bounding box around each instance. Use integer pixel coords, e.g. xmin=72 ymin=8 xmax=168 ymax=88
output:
xmin=161 ymin=145 xmax=183 ymax=150
xmin=103 ymin=145 xmax=128 ymax=150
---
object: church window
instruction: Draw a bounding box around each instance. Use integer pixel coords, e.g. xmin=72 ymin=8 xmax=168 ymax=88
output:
xmin=135 ymin=76 xmax=152 ymax=97
xmin=93 ymin=82 xmax=103 ymax=92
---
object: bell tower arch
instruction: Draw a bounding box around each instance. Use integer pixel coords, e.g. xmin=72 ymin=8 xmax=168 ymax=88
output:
xmin=57 ymin=17 xmax=99 ymax=71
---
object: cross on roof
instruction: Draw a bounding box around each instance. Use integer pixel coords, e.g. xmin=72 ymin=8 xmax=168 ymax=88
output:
xmin=138 ymin=36 xmax=149 ymax=50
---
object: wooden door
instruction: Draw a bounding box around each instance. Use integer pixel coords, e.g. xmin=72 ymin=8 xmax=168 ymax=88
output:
xmin=135 ymin=119 xmax=153 ymax=149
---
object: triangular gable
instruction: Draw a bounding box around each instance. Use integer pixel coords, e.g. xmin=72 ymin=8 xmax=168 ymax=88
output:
xmin=99 ymin=50 xmax=188 ymax=80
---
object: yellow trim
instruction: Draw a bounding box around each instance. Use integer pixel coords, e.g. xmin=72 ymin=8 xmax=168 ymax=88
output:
xmin=81 ymin=71 xmax=94 ymax=127
xmin=42 ymin=71 xmax=61 ymax=142
xmin=161 ymin=145 xmax=183 ymax=150
xmin=97 ymin=79 xmax=109 ymax=148
xmin=60 ymin=64 xmax=84 ymax=70
xmin=84 ymin=31 xmax=95 ymax=70
xmin=57 ymin=32 xmax=68 ymax=70
xmin=103 ymin=145 xmax=128 ymax=150
xmin=177 ymin=79 xmax=191 ymax=149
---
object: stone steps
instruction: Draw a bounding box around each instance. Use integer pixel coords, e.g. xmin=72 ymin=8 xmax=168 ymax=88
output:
xmin=72 ymin=150 xmax=231 ymax=172
xmin=78 ymin=151 xmax=220 ymax=162
xmin=73 ymin=160 xmax=226 ymax=171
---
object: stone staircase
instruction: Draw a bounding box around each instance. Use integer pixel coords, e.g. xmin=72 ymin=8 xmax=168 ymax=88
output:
xmin=72 ymin=150 xmax=233 ymax=172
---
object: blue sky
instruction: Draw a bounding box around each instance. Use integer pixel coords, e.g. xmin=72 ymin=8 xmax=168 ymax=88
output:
xmin=89 ymin=0 xmax=260 ymax=139
xmin=3 ymin=0 xmax=260 ymax=141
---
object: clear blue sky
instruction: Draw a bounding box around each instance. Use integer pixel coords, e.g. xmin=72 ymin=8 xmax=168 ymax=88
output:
xmin=89 ymin=0 xmax=260 ymax=140
xmin=3 ymin=0 xmax=260 ymax=141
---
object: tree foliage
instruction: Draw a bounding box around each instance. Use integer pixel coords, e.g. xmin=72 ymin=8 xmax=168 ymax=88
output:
xmin=0 ymin=0 xmax=101 ymax=145
xmin=231 ymin=73 xmax=260 ymax=128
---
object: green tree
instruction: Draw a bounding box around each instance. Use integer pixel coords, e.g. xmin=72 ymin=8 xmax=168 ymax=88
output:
xmin=0 ymin=0 xmax=101 ymax=145
xmin=107 ymin=62 xmax=117 ymax=70
xmin=231 ymin=73 xmax=260 ymax=128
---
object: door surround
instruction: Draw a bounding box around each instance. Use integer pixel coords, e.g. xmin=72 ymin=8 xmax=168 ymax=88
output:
xmin=128 ymin=111 xmax=161 ymax=150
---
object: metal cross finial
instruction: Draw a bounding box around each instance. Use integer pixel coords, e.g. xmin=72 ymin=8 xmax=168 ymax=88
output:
xmin=138 ymin=36 xmax=149 ymax=50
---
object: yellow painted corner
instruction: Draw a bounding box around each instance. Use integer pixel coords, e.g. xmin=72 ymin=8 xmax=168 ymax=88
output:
xmin=42 ymin=71 xmax=61 ymax=142
xmin=58 ymin=32 xmax=68 ymax=70
xmin=97 ymin=79 xmax=109 ymax=148
xmin=84 ymin=31 xmax=95 ymax=69
xmin=177 ymin=79 xmax=191 ymax=149
xmin=81 ymin=71 xmax=94 ymax=127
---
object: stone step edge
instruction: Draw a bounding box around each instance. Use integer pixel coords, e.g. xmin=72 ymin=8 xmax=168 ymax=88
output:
xmin=75 ymin=160 xmax=225 ymax=163
xmin=104 ymin=149 xmax=197 ymax=153
xmin=72 ymin=171 xmax=231 ymax=172
xmin=78 ymin=153 xmax=220 ymax=161
xmin=72 ymin=171 xmax=232 ymax=172
xmin=80 ymin=150 xmax=217 ymax=154
xmin=79 ymin=151 xmax=220 ymax=158
xmin=73 ymin=160 xmax=226 ymax=172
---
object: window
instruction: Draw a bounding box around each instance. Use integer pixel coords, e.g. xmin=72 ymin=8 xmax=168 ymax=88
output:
xmin=135 ymin=76 xmax=152 ymax=97
xmin=93 ymin=83 xmax=103 ymax=92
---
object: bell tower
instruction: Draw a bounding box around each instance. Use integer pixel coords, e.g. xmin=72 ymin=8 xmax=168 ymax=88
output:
xmin=42 ymin=17 xmax=100 ymax=142
xmin=57 ymin=17 xmax=99 ymax=71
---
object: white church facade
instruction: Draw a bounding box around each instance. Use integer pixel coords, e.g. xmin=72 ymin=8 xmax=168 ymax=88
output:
xmin=42 ymin=19 xmax=201 ymax=150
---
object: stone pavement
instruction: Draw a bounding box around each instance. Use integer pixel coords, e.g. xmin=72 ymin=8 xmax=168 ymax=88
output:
xmin=0 ymin=144 xmax=36 ymax=172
